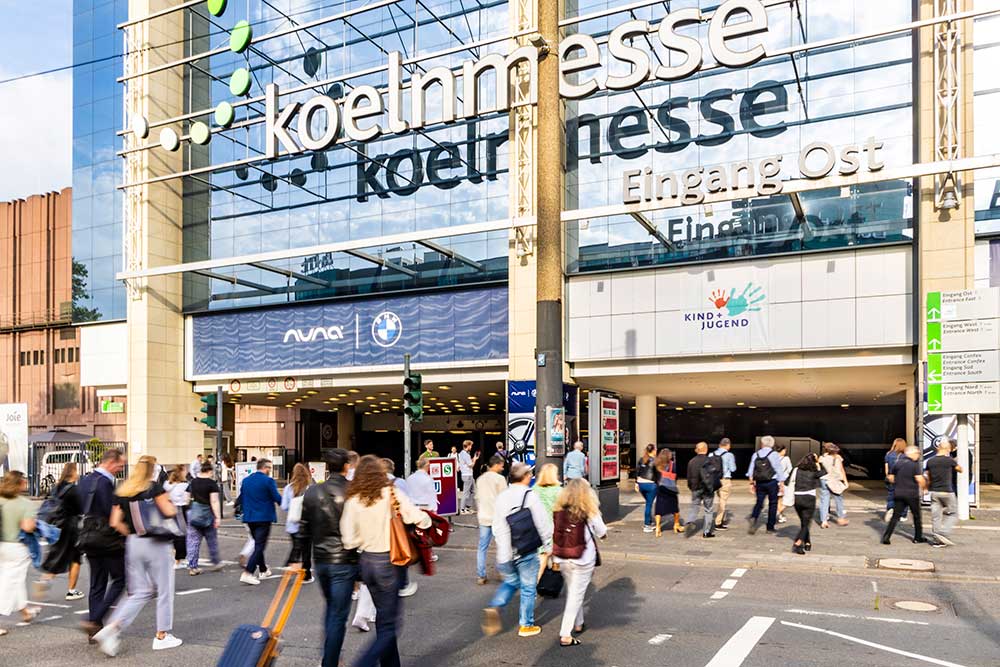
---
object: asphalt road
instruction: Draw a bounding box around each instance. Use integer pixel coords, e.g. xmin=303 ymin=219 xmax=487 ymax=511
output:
xmin=5 ymin=529 xmax=999 ymax=667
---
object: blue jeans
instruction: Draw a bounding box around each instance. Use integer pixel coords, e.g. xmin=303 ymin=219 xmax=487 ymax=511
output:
xmin=245 ymin=522 xmax=271 ymax=574
xmin=355 ymin=552 xmax=403 ymax=667
xmin=316 ymin=562 xmax=358 ymax=667
xmin=477 ymin=526 xmax=494 ymax=579
xmin=489 ymin=552 xmax=539 ymax=627
xmin=818 ymin=480 xmax=845 ymax=523
xmin=752 ymin=480 xmax=780 ymax=530
xmin=638 ymin=481 xmax=657 ymax=526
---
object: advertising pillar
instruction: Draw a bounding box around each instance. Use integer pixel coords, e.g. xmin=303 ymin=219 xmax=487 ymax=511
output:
xmin=587 ymin=390 xmax=621 ymax=519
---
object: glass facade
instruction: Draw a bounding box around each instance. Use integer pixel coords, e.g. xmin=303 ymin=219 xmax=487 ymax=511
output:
xmin=563 ymin=0 xmax=915 ymax=274
xmin=72 ymin=0 xmax=128 ymax=322
xmin=177 ymin=0 xmax=511 ymax=311
xmin=975 ymin=5 xmax=1000 ymax=234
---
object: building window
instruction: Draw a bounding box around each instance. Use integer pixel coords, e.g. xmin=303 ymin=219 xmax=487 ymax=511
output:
xmin=33 ymin=350 xmax=39 ymax=365
xmin=40 ymin=350 xmax=45 ymax=365
xmin=68 ymin=347 xmax=75 ymax=363
xmin=19 ymin=351 xmax=26 ymax=366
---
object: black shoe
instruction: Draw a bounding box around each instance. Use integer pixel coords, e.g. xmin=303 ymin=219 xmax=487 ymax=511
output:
xmin=793 ymin=544 xmax=806 ymax=555
xmin=881 ymin=537 xmax=891 ymax=545
xmin=716 ymin=523 xmax=729 ymax=530
xmin=804 ymin=542 xmax=812 ymax=552
xmin=703 ymin=532 xmax=716 ymax=539
xmin=765 ymin=528 xmax=777 ymax=534
xmin=913 ymin=536 xmax=928 ymax=544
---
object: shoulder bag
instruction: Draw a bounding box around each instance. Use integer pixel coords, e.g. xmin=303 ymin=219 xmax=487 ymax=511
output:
xmin=78 ymin=475 xmax=125 ymax=554
xmin=286 ymin=494 xmax=305 ymax=525
xmin=129 ymin=494 xmax=186 ymax=539
xmin=389 ymin=488 xmax=419 ymax=567
xmin=658 ymin=461 xmax=678 ymax=493
xmin=506 ymin=489 xmax=543 ymax=558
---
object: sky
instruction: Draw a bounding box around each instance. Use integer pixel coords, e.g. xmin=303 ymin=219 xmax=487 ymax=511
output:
xmin=0 ymin=1 xmax=73 ymax=201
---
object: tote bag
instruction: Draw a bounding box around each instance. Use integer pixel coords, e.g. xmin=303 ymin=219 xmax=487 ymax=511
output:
xmin=389 ymin=489 xmax=418 ymax=567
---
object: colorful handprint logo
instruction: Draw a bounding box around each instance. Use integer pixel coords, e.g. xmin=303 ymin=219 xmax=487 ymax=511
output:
xmin=722 ymin=283 xmax=765 ymax=317
xmin=709 ymin=289 xmax=729 ymax=309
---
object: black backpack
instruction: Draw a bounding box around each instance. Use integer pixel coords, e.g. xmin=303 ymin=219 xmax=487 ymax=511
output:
xmin=700 ymin=455 xmax=723 ymax=492
xmin=752 ymin=451 xmax=776 ymax=483
xmin=506 ymin=489 xmax=543 ymax=558
xmin=38 ymin=483 xmax=71 ymax=528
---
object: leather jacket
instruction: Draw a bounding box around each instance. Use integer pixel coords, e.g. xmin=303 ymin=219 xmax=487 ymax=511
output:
xmin=291 ymin=475 xmax=358 ymax=565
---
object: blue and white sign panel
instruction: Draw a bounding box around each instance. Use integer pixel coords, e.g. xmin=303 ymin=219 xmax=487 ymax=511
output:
xmin=191 ymin=287 xmax=508 ymax=377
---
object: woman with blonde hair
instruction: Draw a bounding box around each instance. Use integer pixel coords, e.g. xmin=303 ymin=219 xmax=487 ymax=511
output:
xmin=0 ymin=471 xmax=40 ymax=635
xmin=36 ymin=462 xmax=86 ymax=601
xmin=341 ymin=455 xmax=430 ymax=667
xmin=92 ymin=457 xmax=182 ymax=656
xmin=282 ymin=463 xmax=315 ymax=583
xmin=552 ymin=478 xmax=607 ymax=647
xmin=535 ymin=463 xmax=561 ymax=516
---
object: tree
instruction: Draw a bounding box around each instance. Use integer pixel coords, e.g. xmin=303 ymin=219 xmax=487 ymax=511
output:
xmin=72 ymin=259 xmax=101 ymax=322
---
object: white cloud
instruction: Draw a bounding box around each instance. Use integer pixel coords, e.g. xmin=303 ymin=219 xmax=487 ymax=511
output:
xmin=0 ymin=68 xmax=72 ymax=201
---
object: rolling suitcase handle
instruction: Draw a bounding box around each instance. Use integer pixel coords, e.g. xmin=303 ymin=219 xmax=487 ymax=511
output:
xmin=257 ymin=569 xmax=305 ymax=667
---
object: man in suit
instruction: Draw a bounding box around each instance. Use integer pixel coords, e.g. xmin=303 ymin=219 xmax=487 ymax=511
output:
xmin=77 ymin=448 xmax=126 ymax=638
xmin=239 ymin=458 xmax=282 ymax=585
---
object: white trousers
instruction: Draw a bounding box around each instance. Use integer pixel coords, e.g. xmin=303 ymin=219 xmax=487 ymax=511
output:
xmin=0 ymin=542 xmax=30 ymax=617
xmin=558 ymin=560 xmax=595 ymax=637
xmin=353 ymin=584 xmax=376 ymax=627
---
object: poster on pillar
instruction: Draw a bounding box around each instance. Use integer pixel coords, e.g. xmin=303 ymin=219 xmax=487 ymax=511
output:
xmin=506 ymin=382 xmax=579 ymax=466
xmin=0 ymin=404 xmax=28 ymax=476
xmin=921 ymin=412 xmax=977 ymax=505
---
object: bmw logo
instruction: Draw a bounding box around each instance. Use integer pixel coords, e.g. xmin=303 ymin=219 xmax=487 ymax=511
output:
xmin=372 ymin=311 xmax=403 ymax=348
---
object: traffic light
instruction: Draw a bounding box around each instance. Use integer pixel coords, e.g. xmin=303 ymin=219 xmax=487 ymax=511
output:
xmin=199 ymin=393 xmax=218 ymax=429
xmin=403 ymin=371 xmax=423 ymax=422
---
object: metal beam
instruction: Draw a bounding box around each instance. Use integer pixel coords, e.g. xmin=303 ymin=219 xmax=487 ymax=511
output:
xmin=629 ymin=211 xmax=674 ymax=250
xmin=116 ymin=217 xmax=518 ymax=282
xmin=192 ymin=270 xmax=279 ymax=293
xmin=249 ymin=262 xmax=331 ymax=287
xmin=345 ymin=250 xmax=418 ymax=277
xmin=788 ymin=192 xmax=806 ymax=222
xmin=418 ymin=240 xmax=483 ymax=270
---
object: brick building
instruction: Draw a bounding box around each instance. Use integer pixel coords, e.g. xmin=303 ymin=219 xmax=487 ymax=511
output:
xmin=0 ymin=188 xmax=126 ymax=440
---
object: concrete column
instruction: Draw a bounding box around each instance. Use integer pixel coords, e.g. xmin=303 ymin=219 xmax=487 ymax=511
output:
xmin=337 ymin=405 xmax=356 ymax=450
xmin=636 ymin=395 xmax=657 ymax=453
xmin=124 ymin=1 xmax=202 ymax=465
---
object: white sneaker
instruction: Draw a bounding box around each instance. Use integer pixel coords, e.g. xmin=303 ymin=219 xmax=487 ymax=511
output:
xmin=398 ymin=582 xmax=418 ymax=597
xmin=152 ymin=634 xmax=183 ymax=651
xmin=351 ymin=590 xmax=359 ymax=601
xmin=93 ymin=625 xmax=121 ymax=657
xmin=642 ymin=525 xmax=654 ymax=533
xmin=777 ymin=515 xmax=787 ymax=524
xmin=303 ymin=576 xmax=315 ymax=584
xmin=257 ymin=568 xmax=274 ymax=580
xmin=240 ymin=572 xmax=261 ymax=586
xmin=65 ymin=589 xmax=85 ymax=601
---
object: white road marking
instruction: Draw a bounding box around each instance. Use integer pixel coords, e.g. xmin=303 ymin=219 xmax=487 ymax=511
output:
xmin=721 ymin=579 xmax=739 ymax=590
xmin=957 ymin=525 xmax=1000 ymax=531
xmin=730 ymin=568 xmax=748 ymax=578
xmin=74 ymin=610 xmax=89 ymax=615
xmin=40 ymin=615 xmax=63 ymax=622
xmin=648 ymin=633 xmax=672 ymax=645
xmin=704 ymin=616 xmax=775 ymax=667
xmin=780 ymin=621 xmax=967 ymax=667
xmin=710 ymin=592 xmax=729 ymax=600
xmin=176 ymin=588 xmax=212 ymax=596
xmin=27 ymin=601 xmax=71 ymax=609
xmin=783 ymin=609 xmax=929 ymax=626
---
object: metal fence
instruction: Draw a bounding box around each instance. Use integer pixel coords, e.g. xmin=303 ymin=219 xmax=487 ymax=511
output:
xmin=28 ymin=441 xmax=128 ymax=497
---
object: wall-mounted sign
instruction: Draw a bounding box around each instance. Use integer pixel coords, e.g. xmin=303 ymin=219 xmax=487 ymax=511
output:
xmin=427 ymin=456 xmax=458 ymax=516
xmin=599 ymin=396 xmax=620 ymax=483
xmin=100 ymin=400 xmax=125 ymax=414
xmin=0 ymin=404 xmax=28 ymax=475
xmin=546 ymin=406 xmax=566 ymax=457
xmin=507 ymin=382 xmax=579 ymax=466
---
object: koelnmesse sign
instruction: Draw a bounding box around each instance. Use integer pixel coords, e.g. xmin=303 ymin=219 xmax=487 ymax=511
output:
xmin=263 ymin=0 xmax=771 ymax=156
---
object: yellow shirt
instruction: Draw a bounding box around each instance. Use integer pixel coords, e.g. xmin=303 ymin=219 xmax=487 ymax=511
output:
xmin=418 ymin=450 xmax=440 ymax=460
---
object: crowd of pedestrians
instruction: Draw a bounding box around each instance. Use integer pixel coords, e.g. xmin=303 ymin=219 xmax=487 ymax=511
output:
xmin=0 ymin=432 xmax=968 ymax=661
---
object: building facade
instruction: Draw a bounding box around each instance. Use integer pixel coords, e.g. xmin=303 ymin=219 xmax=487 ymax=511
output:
xmin=77 ymin=0 xmax=1000 ymax=497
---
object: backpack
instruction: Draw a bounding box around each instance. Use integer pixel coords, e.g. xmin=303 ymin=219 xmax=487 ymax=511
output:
xmin=37 ymin=483 xmax=71 ymax=528
xmin=506 ymin=490 xmax=543 ymax=558
xmin=700 ymin=455 xmax=723 ymax=493
xmin=552 ymin=510 xmax=587 ymax=559
xmin=752 ymin=451 xmax=776 ymax=483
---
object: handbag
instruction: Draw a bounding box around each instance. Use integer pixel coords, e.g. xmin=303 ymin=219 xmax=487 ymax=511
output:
xmin=287 ymin=495 xmax=304 ymax=525
xmin=78 ymin=475 xmax=124 ymax=554
xmin=129 ymin=495 xmax=186 ymax=539
xmin=658 ymin=462 xmax=678 ymax=493
xmin=506 ymin=489 xmax=543 ymax=558
xmin=587 ymin=523 xmax=602 ymax=567
xmin=189 ymin=501 xmax=214 ymax=529
xmin=826 ymin=458 xmax=848 ymax=495
xmin=537 ymin=565 xmax=564 ymax=599
xmin=389 ymin=488 xmax=419 ymax=567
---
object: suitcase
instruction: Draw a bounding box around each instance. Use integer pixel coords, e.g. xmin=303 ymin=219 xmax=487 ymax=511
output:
xmin=218 ymin=569 xmax=304 ymax=667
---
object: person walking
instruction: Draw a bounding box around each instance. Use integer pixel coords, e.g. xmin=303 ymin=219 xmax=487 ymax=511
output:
xmin=289 ymin=449 xmax=358 ymax=667
xmin=418 ymin=440 xmax=440 ymax=461
xmin=78 ymin=448 xmax=127 ymax=639
xmin=882 ymin=445 xmax=927 ymax=545
xmin=788 ymin=454 xmax=824 ymax=554
xmin=92 ymin=458 xmax=182 ymax=655
xmin=747 ymin=435 xmax=787 ymax=534
xmin=684 ymin=442 xmax=718 ymax=539
xmin=926 ymin=438 xmax=962 ymax=548
xmin=534 ymin=464 xmax=561 ymax=571
xmin=494 ymin=441 xmax=511 ymax=477
xmin=883 ymin=438 xmax=909 ymax=523
xmin=475 ymin=455 xmax=508 ymax=585
xmin=282 ymin=463 xmax=315 ymax=584
xmin=340 ymin=455 xmax=431 ymax=667
xmin=635 ymin=444 xmax=658 ymax=533
xmin=239 ymin=458 xmax=282 ymax=585
xmin=189 ymin=454 xmax=204 ymax=481
xmin=481 ymin=462 xmax=553 ymax=638
xmin=36 ymin=462 xmax=85 ymax=601
xmin=458 ymin=440 xmax=479 ymax=515
xmin=220 ymin=455 xmax=234 ymax=505
xmin=563 ymin=441 xmax=588 ymax=481
xmin=186 ymin=462 xmax=223 ymax=575
xmin=653 ymin=448 xmax=681 ymax=537
xmin=712 ymin=438 xmax=736 ymax=530
xmin=551 ymin=479 xmax=606 ymax=648
xmin=407 ymin=458 xmax=438 ymax=513
xmin=775 ymin=444 xmax=793 ymax=524
xmin=0 ymin=471 xmax=41 ymax=636
xmin=818 ymin=443 xmax=849 ymax=528
xmin=163 ymin=465 xmax=190 ymax=569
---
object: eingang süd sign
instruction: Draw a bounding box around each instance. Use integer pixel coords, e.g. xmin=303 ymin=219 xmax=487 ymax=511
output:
xmin=253 ymin=0 xmax=828 ymax=200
